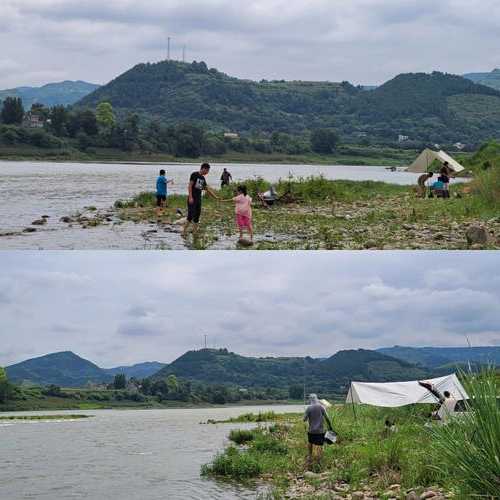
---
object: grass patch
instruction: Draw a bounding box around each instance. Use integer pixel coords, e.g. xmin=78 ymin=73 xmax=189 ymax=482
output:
xmin=229 ymin=429 xmax=257 ymax=445
xmin=201 ymin=446 xmax=263 ymax=479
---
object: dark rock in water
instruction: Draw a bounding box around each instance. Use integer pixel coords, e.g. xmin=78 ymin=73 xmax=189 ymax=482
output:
xmin=42 ymin=215 xmax=50 ymax=219
xmin=60 ymin=216 xmax=72 ymax=223
xmin=466 ymin=225 xmax=491 ymax=246
xmin=32 ymin=219 xmax=47 ymax=226
xmin=23 ymin=227 xmax=37 ymax=233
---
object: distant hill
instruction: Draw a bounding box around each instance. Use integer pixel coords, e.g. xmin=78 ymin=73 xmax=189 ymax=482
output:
xmin=377 ymin=346 xmax=500 ymax=369
xmin=0 ymin=81 xmax=100 ymax=108
xmin=152 ymin=348 xmax=430 ymax=394
xmin=78 ymin=61 xmax=500 ymax=143
xmin=464 ymin=69 xmax=500 ymax=91
xmin=6 ymin=351 xmax=111 ymax=387
xmin=104 ymin=362 xmax=166 ymax=379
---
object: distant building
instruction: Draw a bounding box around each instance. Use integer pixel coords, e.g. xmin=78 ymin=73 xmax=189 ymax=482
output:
xmin=454 ymin=142 xmax=465 ymax=150
xmin=23 ymin=111 xmax=45 ymax=128
xmin=398 ymin=134 xmax=409 ymax=143
xmin=224 ymin=132 xmax=239 ymax=139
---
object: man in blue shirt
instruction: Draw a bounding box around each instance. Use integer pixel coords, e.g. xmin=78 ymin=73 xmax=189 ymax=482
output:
xmin=156 ymin=169 xmax=173 ymax=217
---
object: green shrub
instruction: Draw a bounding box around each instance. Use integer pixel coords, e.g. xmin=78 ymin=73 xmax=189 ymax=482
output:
xmin=201 ymin=446 xmax=262 ymax=478
xmin=253 ymin=436 xmax=288 ymax=455
xmin=229 ymin=429 xmax=256 ymax=445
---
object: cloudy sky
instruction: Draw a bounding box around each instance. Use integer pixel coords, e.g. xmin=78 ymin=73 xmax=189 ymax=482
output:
xmin=1 ymin=0 xmax=500 ymax=89
xmin=1 ymin=251 xmax=499 ymax=368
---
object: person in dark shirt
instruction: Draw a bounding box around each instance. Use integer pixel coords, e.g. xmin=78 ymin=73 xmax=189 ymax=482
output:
xmin=438 ymin=164 xmax=451 ymax=198
xmin=183 ymin=163 xmax=219 ymax=236
xmin=220 ymin=168 xmax=233 ymax=188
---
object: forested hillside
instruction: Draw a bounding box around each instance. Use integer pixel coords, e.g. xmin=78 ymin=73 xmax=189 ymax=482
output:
xmin=79 ymin=61 xmax=500 ymax=144
xmin=152 ymin=348 xmax=430 ymax=394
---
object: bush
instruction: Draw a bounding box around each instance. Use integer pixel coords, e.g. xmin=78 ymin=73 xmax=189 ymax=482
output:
xmin=229 ymin=429 xmax=256 ymax=445
xmin=201 ymin=446 xmax=262 ymax=478
xmin=430 ymin=369 xmax=500 ymax=498
xmin=253 ymin=436 xmax=288 ymax=455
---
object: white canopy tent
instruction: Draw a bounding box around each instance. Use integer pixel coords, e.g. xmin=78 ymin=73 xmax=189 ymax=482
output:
xmin=346 ymin=374 xmax=468 ymax=408
xmin=406 ymin=149 xmax=465 ymax=174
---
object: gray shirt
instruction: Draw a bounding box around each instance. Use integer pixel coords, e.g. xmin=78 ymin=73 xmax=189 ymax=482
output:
xmin=304 ymin=403 xmax=328 ymax=434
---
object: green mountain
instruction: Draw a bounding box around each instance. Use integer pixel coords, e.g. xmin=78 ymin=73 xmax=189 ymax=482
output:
xmin=79 ymin=61 xmax=500 ymax=144
xmin=0 ymin=81 xmax=100 ymax=108
xmin=152 ymin=348 xmax=430 ymax=394
xmin=377 ymin=346 xmax=500 ymax=369
xmin=6 ymin=351 xmax=111 ymax=387
xmin=464 ymin=69 xmax=500 ymax=91
xmin=104 ymin=362 xmax=166 ymax=379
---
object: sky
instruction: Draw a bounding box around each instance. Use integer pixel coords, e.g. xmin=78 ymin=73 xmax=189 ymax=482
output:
xmin=1 ymin=251 xmax=499 ymax=368
xmin=1 ymin=0 xmax=500 ymax=89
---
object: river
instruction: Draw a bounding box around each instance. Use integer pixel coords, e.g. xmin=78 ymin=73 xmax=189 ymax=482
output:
xmin=0 ymin=405 xmax=303 ymax=499
xmin=0 ymin=161 xmax=421 ymax=249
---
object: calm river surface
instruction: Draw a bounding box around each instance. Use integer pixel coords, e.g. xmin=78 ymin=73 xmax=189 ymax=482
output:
xmin=0 ymin=405 xmax=303 ymax=499
xmin=0 ymin=161 xmax=420 ymax=249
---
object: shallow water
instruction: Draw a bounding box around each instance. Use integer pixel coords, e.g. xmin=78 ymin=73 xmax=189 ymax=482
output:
xmin=0 ymin=405 xmax=303 ymax=500
xmin=0 ymin=161 xmax=421 ymax=249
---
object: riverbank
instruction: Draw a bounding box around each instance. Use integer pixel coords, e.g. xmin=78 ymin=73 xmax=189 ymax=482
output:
xmin=203 ymin=371 xmax=499 ymax=499
xmin=109 ymin=177 xmax=499 ymax=250
xmin=0 ymin=144 xmax=418 ymax=166
xmin=0 ymin=390 xmax=298 ymax=413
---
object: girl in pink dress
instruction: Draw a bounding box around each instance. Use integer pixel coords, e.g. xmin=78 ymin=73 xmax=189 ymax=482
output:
xmin=223 ymin=185 xmax=253 ymax=242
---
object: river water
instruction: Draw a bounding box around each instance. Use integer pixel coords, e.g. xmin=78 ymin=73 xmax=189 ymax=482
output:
xmin=0 ymin=161 xmax=420 ymax=249
xmin=0 ymin=405 xmax=303 ymax=500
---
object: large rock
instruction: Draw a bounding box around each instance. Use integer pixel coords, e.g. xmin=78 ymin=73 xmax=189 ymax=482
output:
xmin=466 ymin=225 xmax=491 ymax=246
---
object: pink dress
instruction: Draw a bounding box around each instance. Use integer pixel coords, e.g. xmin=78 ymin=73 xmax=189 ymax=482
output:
xmin=233 ymin=194 xmax=253 ymax=229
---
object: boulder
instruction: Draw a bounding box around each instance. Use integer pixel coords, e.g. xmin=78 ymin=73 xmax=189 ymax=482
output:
xmin=420 ymin=491 xmax=438 ymax=499
xmin=23 ymin=227 xmax=37 ymax=233
xmin=32 ymin=219 xmax=47 ymax=226
xmin=406 ymin=492 xmax=419 ymax=500
xmin=466 ymin=225 xmax=491 ymax=246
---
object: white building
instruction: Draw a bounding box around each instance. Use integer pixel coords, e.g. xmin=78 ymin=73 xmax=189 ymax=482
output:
xmin=398 ymin=134 xmax=409 ymax=143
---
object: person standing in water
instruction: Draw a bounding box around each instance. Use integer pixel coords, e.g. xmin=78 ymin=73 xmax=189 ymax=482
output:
xmin=222 ymin=185 xmax=254 ymax=242
xmin=155 ymin=169 xmax=174 ymax=217
xmin=303 ymin=394 xmax=333 ymax=465
xmin=183 ymin=163 xmax=219 ymax=236
xmin=220 ymin=168 xmax=233 ymax=188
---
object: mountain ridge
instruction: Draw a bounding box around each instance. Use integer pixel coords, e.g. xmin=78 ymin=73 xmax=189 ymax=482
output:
xmin=0 ymin=80 xmax=100 ymax=107
xmin=78 ymin=61 xmax=500 ymax=144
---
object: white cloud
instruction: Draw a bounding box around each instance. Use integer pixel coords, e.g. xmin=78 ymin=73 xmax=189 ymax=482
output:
xmin=1 ymin=252 xmax=499 ymax=367
xmin=1 ymin=1 xmax=500 ymax=88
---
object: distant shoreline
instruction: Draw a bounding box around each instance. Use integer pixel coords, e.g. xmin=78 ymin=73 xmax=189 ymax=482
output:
xmin=0 ymin=145 xmax=417 ymax=167
xmin=0 ymin=400 xmax=303 ymax=413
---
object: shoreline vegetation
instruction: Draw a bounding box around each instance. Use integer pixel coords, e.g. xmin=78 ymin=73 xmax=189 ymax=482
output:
xmin=0 ymin=144 xmax=420 ymax=167
xmin=0 ymin=414 xmax=92 ymax=420
xmin=202 ymin=370 xmax=500 ymax=500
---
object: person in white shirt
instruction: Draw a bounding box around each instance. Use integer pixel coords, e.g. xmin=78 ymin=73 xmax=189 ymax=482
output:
xmin=418 ymin=381 xmax=458 ymax=423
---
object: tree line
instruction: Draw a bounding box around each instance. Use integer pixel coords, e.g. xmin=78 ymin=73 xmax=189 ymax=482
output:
xmin=0 ymin=96 xmax=340 ymax=157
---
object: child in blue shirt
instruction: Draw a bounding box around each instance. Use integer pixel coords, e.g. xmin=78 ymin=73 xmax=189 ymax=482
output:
xmin=156 ymin=169 xmax=174 ymax=217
